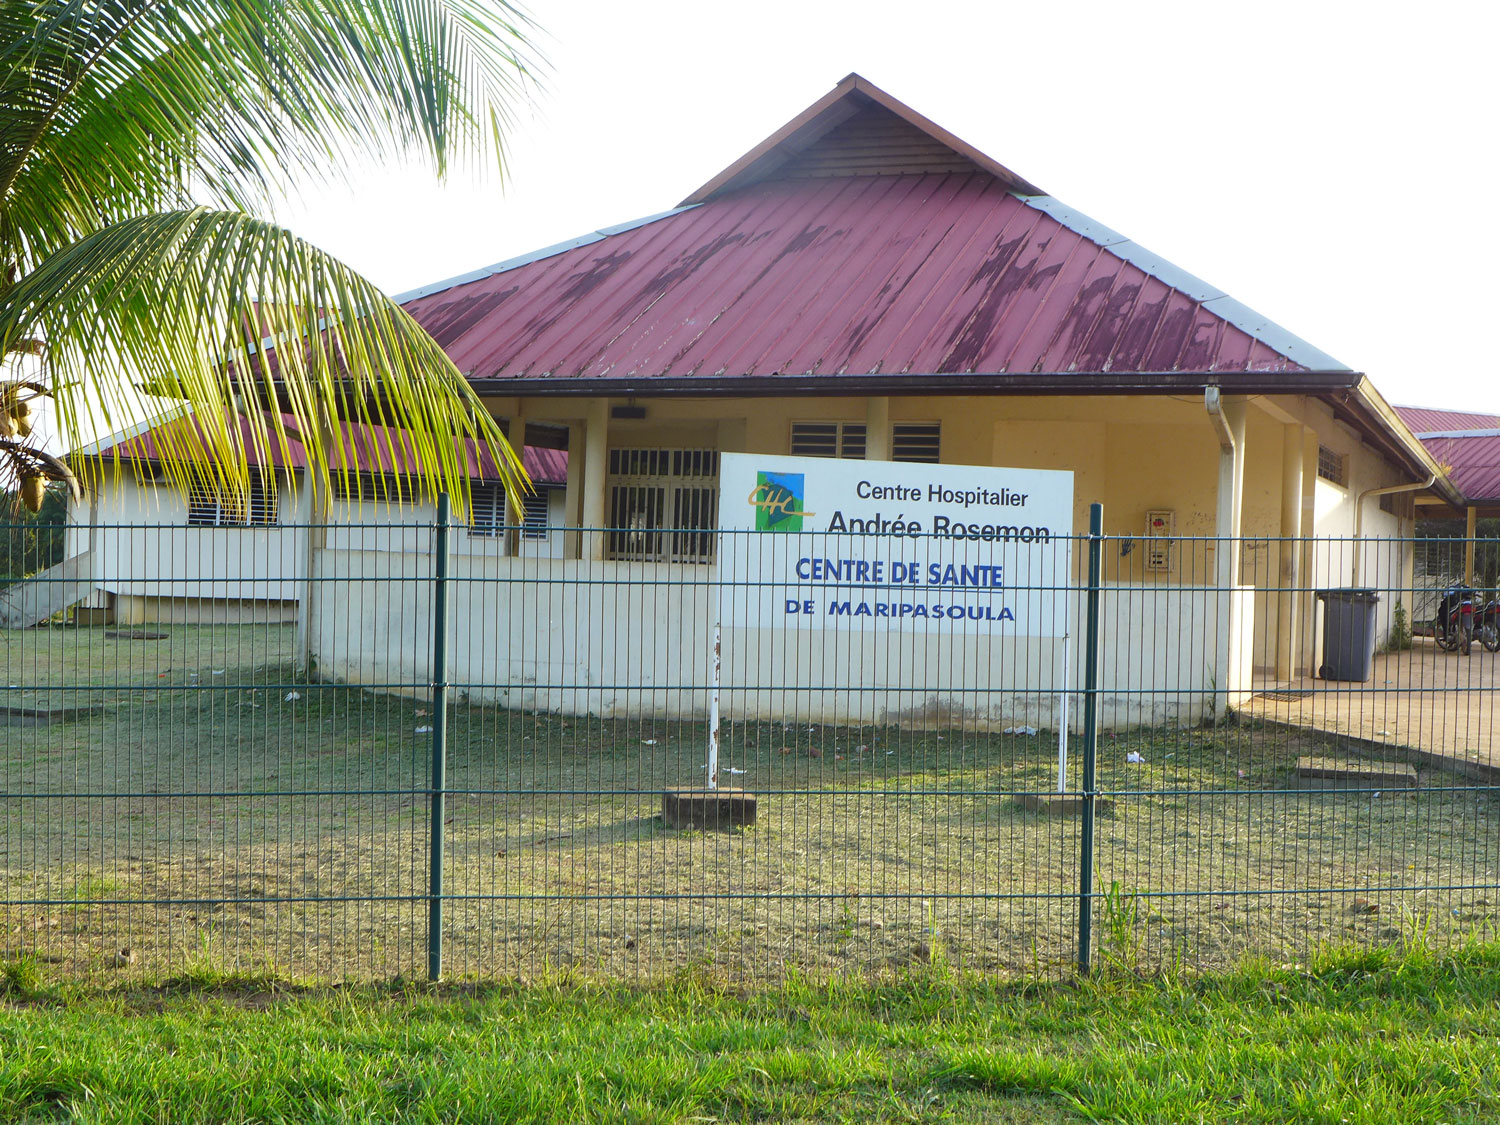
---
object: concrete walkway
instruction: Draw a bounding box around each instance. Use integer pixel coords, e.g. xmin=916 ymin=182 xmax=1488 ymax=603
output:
xmin=1241 ymin=639 xmax=1500 ymax=779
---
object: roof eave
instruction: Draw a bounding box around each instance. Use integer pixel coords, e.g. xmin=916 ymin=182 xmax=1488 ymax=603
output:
xmin=1335 ymin=378 xmax=1465 ymax=506
xmin=466 ymin=369 xmax=1361 ymax=397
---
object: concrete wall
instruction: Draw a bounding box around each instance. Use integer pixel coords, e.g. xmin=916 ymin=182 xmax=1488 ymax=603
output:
xmin=309 ymin=544 xmax=1248 ymax=728
xmin=68 ymin=473 xmax=567 ymax=623
xmin=70 ymin=473 xmax=311 ymax=615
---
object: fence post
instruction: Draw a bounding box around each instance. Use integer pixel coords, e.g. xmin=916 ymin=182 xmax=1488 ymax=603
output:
xmin=1077 ymin=502 xmax=1103 ymax=973
xmin=428 ymin=492 xmax=450 ymax=982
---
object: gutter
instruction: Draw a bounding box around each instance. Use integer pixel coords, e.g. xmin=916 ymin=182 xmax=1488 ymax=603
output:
xmin=1351 ymin=474 xmax=1435 ymax=585
xmin=457 ymin=370 xmax=1366 ymax=400
xmin=1204 ymin=385 xmax=1235 ymax=451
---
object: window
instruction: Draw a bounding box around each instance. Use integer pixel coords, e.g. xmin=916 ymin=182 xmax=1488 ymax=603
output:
xmin=606 ymin=448 xmax=719 ymax=563
xmin=892 ymin=423 xmax=941 ymax=463
xmin=1379 ymin=491 xmax=1412 ymax=519
xmin=468 ymin=482 xmax=508 ymax=538
xmin=791 ymin=422 xmax=867 ymax=459
xmin=790 ymin=421 xmax=940 ymax=462
xmin=1317 ymin=445 xmax=1347 ymax=486
xmin=330 ymin=472 xmax=415 ymax=504
xmin=186 ymin=473 xmax=278 ymax=527
xmin=521 ymin=491 xmax=550 ymax=540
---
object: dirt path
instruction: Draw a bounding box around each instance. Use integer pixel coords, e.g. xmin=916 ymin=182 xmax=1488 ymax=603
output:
xmin=1243 ymin=638 xmax=1500 ymax=776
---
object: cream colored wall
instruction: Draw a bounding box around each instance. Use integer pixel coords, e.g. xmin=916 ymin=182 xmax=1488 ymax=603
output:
xmin=82 ymin=472 xmax=310 ymax=607
xmin=511 ymin=391 xmax=1424 ymax=678
xmin=310 ymin=547 xmax=1236 ymax=729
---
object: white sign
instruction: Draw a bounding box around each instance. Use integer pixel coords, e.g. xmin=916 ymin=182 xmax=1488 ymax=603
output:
xmin=717 ymin=453 xmax=1074 ymax=635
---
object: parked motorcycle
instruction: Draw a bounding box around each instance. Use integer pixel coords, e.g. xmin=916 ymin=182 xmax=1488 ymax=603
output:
xmin=1435 ymin=584 xmax=1478 ymax=654
xmin=1477 ymin=593 xmax=1500 ymax=653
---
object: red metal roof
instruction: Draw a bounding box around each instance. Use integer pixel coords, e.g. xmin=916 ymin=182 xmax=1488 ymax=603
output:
xmin=404 ymin=171 xmax=1309 ymax=382
xmin=1393 ymin=405 xmax=1500 ymax=434
xmin=86 ymin=415 xmax=566 ymax=485
xmin=1416 ymin=433 xmax=1500 ymax=502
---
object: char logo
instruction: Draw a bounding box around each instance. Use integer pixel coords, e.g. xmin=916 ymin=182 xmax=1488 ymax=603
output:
xmin=748 ymin=471 xmax=813 ymax=531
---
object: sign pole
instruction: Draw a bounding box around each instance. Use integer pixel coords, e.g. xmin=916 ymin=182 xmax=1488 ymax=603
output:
xmin=707 ymin=622 xmax=721 ymax=790
xmin=1057 ymin=633 xmax=1069 ymax=793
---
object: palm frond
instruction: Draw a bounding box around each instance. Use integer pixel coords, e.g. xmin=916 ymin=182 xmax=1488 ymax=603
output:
xmin=0 ymin=0 xmax=540 ymax=268
xmin=2 ymin=207 xmax=527 ymax=517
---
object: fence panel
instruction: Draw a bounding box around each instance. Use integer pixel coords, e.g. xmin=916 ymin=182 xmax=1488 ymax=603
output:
xmin=2 ymin=511 xmax=1497 ymax=982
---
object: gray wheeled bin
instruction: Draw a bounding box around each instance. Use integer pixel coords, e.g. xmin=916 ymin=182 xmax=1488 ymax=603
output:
xmin=1316 ymin=588 xmax=1381 ymax=681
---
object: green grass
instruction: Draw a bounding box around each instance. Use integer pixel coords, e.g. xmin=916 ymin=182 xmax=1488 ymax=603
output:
xmin=2 ymin=942 xmax=1499 ymax=1123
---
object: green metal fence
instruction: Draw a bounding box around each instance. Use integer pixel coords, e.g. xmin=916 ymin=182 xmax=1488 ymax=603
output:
xmin=2 ymin=504 xmax=1497 ymax=983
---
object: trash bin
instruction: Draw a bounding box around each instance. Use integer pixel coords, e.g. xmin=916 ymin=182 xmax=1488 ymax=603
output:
xmin=1316 ymin=588 xmax=1381 ymax=682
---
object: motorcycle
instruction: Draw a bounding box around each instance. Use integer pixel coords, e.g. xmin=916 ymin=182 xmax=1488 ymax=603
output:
xmin=1435 ymin=584 xmax=1478 ymax=654
xmin=1477 ymin=593 xmax=1500 ymax=653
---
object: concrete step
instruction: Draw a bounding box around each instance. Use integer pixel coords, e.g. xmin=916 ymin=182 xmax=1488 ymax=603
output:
xmin=0 ymin=551 xmax=93 ymax=629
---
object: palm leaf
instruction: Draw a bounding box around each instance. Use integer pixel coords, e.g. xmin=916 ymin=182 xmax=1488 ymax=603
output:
xmin=3 ymin=208 xmax=528 ymax=517
xmin=0 ymin=0 xmax=541 ymax=512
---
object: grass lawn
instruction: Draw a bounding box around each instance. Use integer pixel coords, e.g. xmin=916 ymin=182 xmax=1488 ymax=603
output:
xmin=3 ymin=623 xmax=1499 ymax=984
xmin=2 ymin=942 xmax=1499 ymax=1123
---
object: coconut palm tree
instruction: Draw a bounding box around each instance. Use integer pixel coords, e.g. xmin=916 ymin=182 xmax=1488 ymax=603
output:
xmin=0 ymin=0 xmax=537 ymax=513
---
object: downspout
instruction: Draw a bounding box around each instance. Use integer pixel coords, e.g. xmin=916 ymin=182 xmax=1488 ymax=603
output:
xmin=1204 ymin=386 xmax=1235 ymax=451
xmin=1351 ymin=475 xmax=1435 ymax=585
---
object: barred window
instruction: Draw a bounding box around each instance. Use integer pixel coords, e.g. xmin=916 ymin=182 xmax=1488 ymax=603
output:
xmin=330 ymin=472 xmax=415 ymax=504
xmin=1317 ymin=445 xmax=1347 ymax=486
xmin=892 ymin=422 xmax=941 ymax=463
xmin=791 ymin=421 xmax=940 ymax=462
xmin=468 ymin=482 xmax=508 ymax=538
xmin=521 ymin=492 xmax=550 ymax=540
xmin=606 ymin=448 xmax=719 ymax=564
xmin=186 ymin=473 xmax=278 ymax=527
xmin=791 ymin=422 xmax=866 ymax=459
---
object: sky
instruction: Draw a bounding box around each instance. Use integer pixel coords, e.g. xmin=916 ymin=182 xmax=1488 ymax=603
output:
xmin=274 ymin=0 xmax=1497 ymax=413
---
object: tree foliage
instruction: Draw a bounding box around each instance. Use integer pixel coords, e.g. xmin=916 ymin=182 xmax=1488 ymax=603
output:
xmin=0 ymin=0 xmax=538 ymax=514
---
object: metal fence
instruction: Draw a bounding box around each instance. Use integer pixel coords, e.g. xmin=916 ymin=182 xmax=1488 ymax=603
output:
xmin=2 ymin=506 xmax=1497 ymax=983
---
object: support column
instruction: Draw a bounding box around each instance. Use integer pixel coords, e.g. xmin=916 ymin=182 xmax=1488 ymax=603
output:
xmin=1213 ymin=396 xmax=1247 ymax=585
xmin=563 ymin=421 xmax=584 ymax=559
xmin=581 ymin=399 xmax=609 ymax=561
xmin=1465 ymin=505 xmax=1477 ymax=585
xmin=865 ymin=397 xmax=890 ymax=461
xmin=1299 ymin=428 xmax=1320 ymax=675
xmin=1275 ymin=423 xmax=1304 ymax=681
xmin=1212 ymin=395 xmax=1247 ymax=719
xmin=505 ymin=407 xmax=527 ymax=555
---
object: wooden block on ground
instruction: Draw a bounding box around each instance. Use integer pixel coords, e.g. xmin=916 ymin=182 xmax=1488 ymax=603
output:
xmin=662 ymin=788 xmax=758 ymax=830
xmin=1019 ymin=794 xmax=1116 ymax=815
xmin=1295 ymin=756 xmax=1418 ymax=789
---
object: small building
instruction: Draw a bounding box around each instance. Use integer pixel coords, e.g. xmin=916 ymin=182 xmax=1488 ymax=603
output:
xmin=65 ymin=414 xmax=568 ymax=625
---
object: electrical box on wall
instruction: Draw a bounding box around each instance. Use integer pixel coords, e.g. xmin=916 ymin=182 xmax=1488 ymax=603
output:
xmin=1145 ymin=510 xmax=1175 ymax=571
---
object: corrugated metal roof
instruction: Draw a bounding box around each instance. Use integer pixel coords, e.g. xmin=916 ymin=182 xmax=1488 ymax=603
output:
xmin=1420 ymin=432 xmax=1500 ymax=502
xmin=84 ymin=415 xmax=566 ymax=485
xmin=404 ymin=171 xmax=1317 ymax=382
xmin=1394 ymin=405 xmax=1500 ymax=435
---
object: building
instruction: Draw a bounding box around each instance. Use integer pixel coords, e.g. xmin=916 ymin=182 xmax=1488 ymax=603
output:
xmin=303 ymin=74 xmax=1454 ymax=724
xmin=64 ymin=413 xmax=568 ymax=625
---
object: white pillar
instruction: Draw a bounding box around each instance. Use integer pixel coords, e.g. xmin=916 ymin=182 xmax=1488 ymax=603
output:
xmin=1276 ymin=423 xmax=1304 ymax=680
xmin=582 ymin=399 xmax=609 ymax=561
xmin=1213 ymin=395 xmax=1247 ymax=718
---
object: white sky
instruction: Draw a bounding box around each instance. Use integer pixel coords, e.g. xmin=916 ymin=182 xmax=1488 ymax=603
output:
xmin=271 ymin=0 xmax=1499 ymax=413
